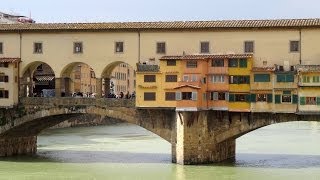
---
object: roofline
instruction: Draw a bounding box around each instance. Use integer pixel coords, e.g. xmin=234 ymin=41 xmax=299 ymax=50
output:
xmin=1 ymin=18 xmax=320 ymax=32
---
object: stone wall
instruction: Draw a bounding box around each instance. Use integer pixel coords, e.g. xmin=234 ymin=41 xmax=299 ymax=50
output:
xmin=0 ymin=136 xmax=37 ymax=156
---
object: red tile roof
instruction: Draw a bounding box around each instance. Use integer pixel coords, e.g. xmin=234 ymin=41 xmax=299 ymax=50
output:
xmin=296 ymin=65 xmax=320 ymax=72
xmin=0 ymin=58 xmax=21 ymax=63
xmin=160 ymin=54 xmax=253 ymax=60
xmin=1 ymin=19 xmax=320 ymax=32
xmin=252 ymin=67 xmax=275 ymax=72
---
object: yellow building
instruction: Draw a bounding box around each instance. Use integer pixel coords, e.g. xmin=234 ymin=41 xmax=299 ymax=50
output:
xmin=297 ymin=65 xmax=320 ymax=114
xmin=228 ymin=55 xmax=253 ymax=112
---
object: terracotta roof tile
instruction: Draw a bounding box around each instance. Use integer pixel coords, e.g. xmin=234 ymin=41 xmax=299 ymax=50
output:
xmin=252 ymin=67 xmax=275 ymax=72
xmin=0 ymin=58 xmax=21 ymax=63
xmin=160 ymin=54 xmax=253 ymax=60
xmin=1 ymin=19 xmax=320 ymax=32
xmin=296 ymin=65 xmax=320 ymax=72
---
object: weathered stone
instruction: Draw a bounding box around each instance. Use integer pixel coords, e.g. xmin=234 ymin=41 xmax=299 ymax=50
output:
xmin=0 ymin=136 xmax=37 ymax=156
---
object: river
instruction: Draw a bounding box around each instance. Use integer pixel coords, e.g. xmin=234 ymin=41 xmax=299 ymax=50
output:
xmin=0 ymin=121 xmax=320 ymax=180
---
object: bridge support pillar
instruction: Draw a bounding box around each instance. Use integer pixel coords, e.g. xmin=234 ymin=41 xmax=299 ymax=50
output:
xmin=172 ymin=111 xmax=235 ymax=165
xmin=96 ymin=78 xmax=102 ymax=98
xmin=0 ymin=136 xmax=37 ymax=157
xmin=55 ymin=78 xmax=62 ymax=97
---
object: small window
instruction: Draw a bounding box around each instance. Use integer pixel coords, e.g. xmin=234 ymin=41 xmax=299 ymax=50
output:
xmin=290 ymin=41 xmax=299 ymax=52
xmin=256 ymin=94 xmax=267 ymax=102
xmin=306 ymin=97 xmax=316 ymax=105
xmin=303 ymin=76 xmax=310 ymax=83
xmin=144 ymin=92 xmax=156 ymax=101
xmin=254 ymin=74 xmax=270 ymax=82
xmin=182 ymin=92 xmax=192 ymax=100
xmin=239 ymin=59 xmax=247 ymax=68
xmin=211 ymin=92 xmax=226 ymax=100
xmin=156 ymin=42 xmax=166 ymax=54
xmin=313 ymin=76 xmax=320 ymax=83
xmin=167 ymin=60 xmax=176 ymax=66
xmin=0 ymin=42 xmax=3 ymax=54
xmin=228 ymin=59 xmax=238 ymax=67
xmin=0 ymin=90 xmax=9 ymax=98
xmin=74 ymin=42 xmax=83 ymax=53
xmin=211 ymin=75 xmax=224 ymax=83
xmin=244 ymin=41 xmax=254 ymax=53
xmin=144 ymin=75 xmax=156 ymax=82
xmin=34 ymin=42 xmax=43 ymax=54
xmin=235 ymin=94 xmax=248 ymax=102
xmin=0 ymin=62 xmax=9 ymax=68
xmin=165 ymin=92 xmax=176 ymax=101
xmin=115 ymin=41 xmax=124 ymax=53
xmin=229 ymin=75 xmax=250 ymax=84
xmin=165 ymin=75 xmax=177 ymax=82
xmin=186 ymin=60 xmax=197 ymax=68
xmin=211 ymin=59 xmax=224 ymax=67
xmin=191 ymin=75 xmax=197 ymax=82
xmin=183 ymin=75 xmax=189 ymax=82
xmin=200 ymin=41 xmax=210 ymax=53
xmin=282 ymin=95 xmax=292 ymax=103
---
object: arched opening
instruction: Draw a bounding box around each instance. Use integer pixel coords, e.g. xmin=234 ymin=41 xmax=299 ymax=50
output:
xmin=21 ymin=62 xmax=55 ymax=97
xmin=60 ymin=62 xmax=96 ymax=97
xmin=101 ymin=61 xmax=136 ymax=99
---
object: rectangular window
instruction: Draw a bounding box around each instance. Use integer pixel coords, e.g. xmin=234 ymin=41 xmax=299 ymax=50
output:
xmin=74 ymin=42 xmax=83 ymax=53
xmin=186 ymin=60 xmax=197 ymax=68
xmin=144 ymin=75 xmax=156 ymax=82
xmin=200 ymin=41 xmax=210 ymax=53
xmin=0 ymin=62 xmax=8 ymax=68
xmin=303 ymin=76 xmax=310 ymax=83
xmin=211 ymin=75 xmax=224 ymax=83
xmin=165 ymin=75 xmax=177 ymax=82
xmin=182 ymin=92 xmax=192 ymax=100
xmin=313 ymin=76 xmax=320 ymax=83
xmin=0 ymin=42 xmax=3 ymax=54
xmin=290 ymin=41 xmax=299 ymax=52
xmin=211 ymin=92 xmax=226 ymax=100
xmin=228 ymin=59 xmax=238 ymax=67
xmin=254 ymin=74 xmax=270 ymax=82
xmin=34 ymin=42 xmax=43 ymax=54
xmin=191 ymin=74 xmax=197 ymax=82
xmin=211 ymin=59 xmax=224 ymax=67
xmin=167 ymin=60 xmax=176 ymax=66
xmin=282 ymin=95 xmax=292 ymax=103
xmin=277 ymin=74 xmax=294 ymax=82
xmin=183 ymin=75 xmax=189 ymax=82
xmin=144 ymin=92 xmax=156 ymax=101
xmin=229 ymin=75 xmax=250 ymax=84
xmin=115 ymin=41 xmax=124 ymax=53
xmin=235 ymin=94 xmax=249 ymax=102
xmin=156 ymin=42 xmax=166 ymax=54
xmin=165 ymin=92 xmax=176 ymax=101
xmin=239 ymin=59 xmax=247 ymax=68
xmin=0 ymin=90 xmax=9 ymax=98
xmin=244 ymin=41 xmax=254 ymax=53
xmin=256 ymin=94 xmax=267 ymax=102
xmin=306 ymin=97 xmax=316 ymax=105
xmin=0 ymin=75 xmax=9 ymax=82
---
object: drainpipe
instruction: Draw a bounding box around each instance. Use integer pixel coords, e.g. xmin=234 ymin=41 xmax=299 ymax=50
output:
xmin=138 ymin=31 xmax=141 ymax=63
xmin=299 ymin=29 xmax=302 ymax=65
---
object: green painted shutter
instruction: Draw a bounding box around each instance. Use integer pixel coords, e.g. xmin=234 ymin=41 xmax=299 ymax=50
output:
xmin=292 ymin=94 xmax=298 ymax=104
xmin=245 ymin=76 xmax=250 ymax=84
xmin=192 ymin=92 xmax=198 ymax=101
xmin=286 ymin=74 xmax=294 ymax=82
xmin=239 ymin=59 xmax=247 ymax=68
xmin=250 ymin=94 xmax=256 ymax=102
xmin=254 ymin=74 xmax=270 ymax=82
xmin=229 ymin=94 xmax=235 ymax=102
xmin=175 ymin=92 xmax=181 ymax=100
xmin=300 ymin=97 xmax=306 ymax=105
xmin=267 ymin=94 xmax=273 ymax=103
xmin=275 ymin=95 xmax=281 ymax=104
xmin=317 ymin=97 xmax=320 ymax=105
xmin=245 ymin=94 xmax=251 ymax=102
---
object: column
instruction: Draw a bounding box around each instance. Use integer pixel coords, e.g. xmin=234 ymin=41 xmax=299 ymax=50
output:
xmin=96 ymin=78 xmax=102 ymax=98
xmin=104 ymin=78 xmax=110 ymax=97
xmin=55 ymin=78 xmax=61 ymax=97
xmin=173 ymin=111 xmax=235 ymax=165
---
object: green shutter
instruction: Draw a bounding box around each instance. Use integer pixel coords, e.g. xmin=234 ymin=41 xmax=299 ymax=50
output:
xmin=246 ymin=94 xmax=251 ymax=102
xmin=250 ymin=94 xmax=256 ymax=102
xmin=229 ymin=94 xmax=235 ymax=102
xmin=317 ymin=97 xmax=320 ymax=105
xmin=267 ymin=94 xmax=273 ymax=103
xmin=292 ymin=94 xmax=298 ymax=104
xmin=277 ymin=74 xmax=285 ymax=82
xmin=286 ymin=74 xmax=294 ymax=82
xmin=246 ymin=76 xmax=250 ymax=84
xmin=239 ymin=59 xmax=247 ymax=68
xmin=300 ymin=97 xmax=306 ymax=105
xmin=275 ymin=95 xmax=281 ymax=104
xmin=254 ymin=74 xmax=270 ymax=82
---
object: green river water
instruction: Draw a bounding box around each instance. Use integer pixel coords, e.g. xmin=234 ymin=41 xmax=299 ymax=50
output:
xmin=1 ymin=121 xmax=320 ymax=180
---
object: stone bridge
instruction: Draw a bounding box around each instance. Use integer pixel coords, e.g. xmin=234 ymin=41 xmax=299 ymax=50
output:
xmin=0 ymin=98 xmax=320 ymax=165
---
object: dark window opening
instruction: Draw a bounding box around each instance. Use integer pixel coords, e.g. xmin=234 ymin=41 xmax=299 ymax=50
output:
xmin=74 ymin=42 xmax=83 ymax=53
xmin=211 ymin=59 xmax=224 ymax=67
xmin=186 ymin=60 xmax=197 ymax=68
xmin=34 ymin=42 xmax=43 ymax=53
xmin=167 ymin=60 xmax=176 ymax=66
xmin=165 ymin=75 xmax=177 ymax=82
xmin=115 ymin=42 xmax=124 ymax=53
xmin=290 ymin=41 xmax=299 ymax=52
xmin=156 ymin=42 xmax=166 ymax=54
xmin=144 ymin=75 xmax=156 ymax=82
xmin=244 ymin=41 xmax=254 ymax=53
xmin=182 ymin=92 xmax=192 ymax=100
xmin=144 ymin=92 xmax=156 ymax=101
xmin=200 ymin=42 xmax=210 ymax=53
xmin=165 ymin=92 xmax=176 ymax=101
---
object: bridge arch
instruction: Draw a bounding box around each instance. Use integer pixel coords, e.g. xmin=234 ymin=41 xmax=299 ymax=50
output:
xmin=20 ymin=61 xmax=55 ymax=97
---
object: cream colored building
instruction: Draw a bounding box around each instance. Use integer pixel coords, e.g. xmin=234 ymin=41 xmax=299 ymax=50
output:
xmin=1 ymin=19 xmax=320 ymax=106
xmin=110 ymin=63 xmax=135 ymax=96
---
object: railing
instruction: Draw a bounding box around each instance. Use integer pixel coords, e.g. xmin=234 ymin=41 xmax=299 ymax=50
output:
xmin=20 ymin=97 xmax=135 ymax=108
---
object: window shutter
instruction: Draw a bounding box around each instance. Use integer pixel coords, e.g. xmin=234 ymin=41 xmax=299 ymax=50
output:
xmin=300 ymin=96 xmax=306 ymax=105
xmin=286 ymin=74 xmax=294 ymax=82
xmin=175 ymin=92 xmax=181 ymax=100
xmin=267 ymin=94 xmax=273 ymax=103
xmin=213 ymin=92 xmax=218 ymax=100
xmin=239 ymin=59 xmax=247 ymax=68
xmin=192 ymin=92 xmax=198 ymax=101
xmin=250 ymin=94 xmax=256 ymax=102
xmin=275 ymin=95 xmax=281 ymax=104
xmin=225 ymin=92 xmax=229 ymax=101
xmin=317 ymin=97 xmax=320 ymax=105
xmin=277 ymin=74 xmax=285 ymax=82
xmin=246 ymin=94 xmax=251 ymax=102
xmin=245 ymin=76 xmax=250 ymax=84
xmin=229 ymin=94 xmax=235 ymax=102
xmin=292 ymin=94 xmax=298 ymax=104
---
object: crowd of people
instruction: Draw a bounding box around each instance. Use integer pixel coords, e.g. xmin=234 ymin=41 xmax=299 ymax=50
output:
xmin=106 ymin=91 xmax=135 ymax=99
